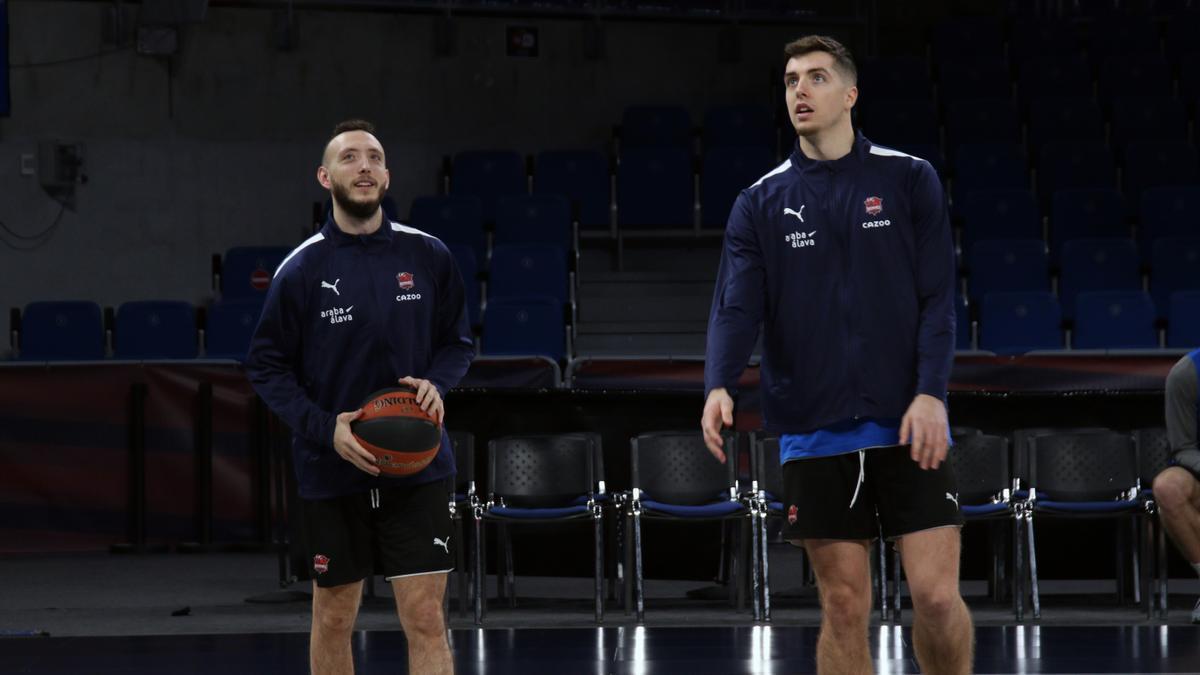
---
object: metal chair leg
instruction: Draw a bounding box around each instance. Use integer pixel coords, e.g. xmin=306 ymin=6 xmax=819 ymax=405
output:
xmin=1014 ymin=511 xmax=1024 ymax=621
xmin=1027 ymin=513 xmax=1041 ymax=620
xmin=750 ymin=508 xmax=763 ymax=622
xmin=594 ymin=508 xmax=604 ymax=624
xmin=876 ymin=532 xmax=888 ymax=623
xmin=1157 ymin=515 xmax=1169 ymax=618
xmin=891 ymin=542 xmax=901 ymax=623
xmin=502 ymin=524 xmax=516 ymax=608
xmin=633 ymin=511 xmax=645 ymax=622
xmin=473 ymin=513 xmax=485 ymax=625
xmin=1130 ymin=517 xmax=1141 ymax=606
xmin=760 ymin=508 xmax=772 ymax=622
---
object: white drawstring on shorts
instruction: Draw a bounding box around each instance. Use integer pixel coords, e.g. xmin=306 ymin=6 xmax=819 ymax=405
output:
xmin=848 ymin=450 xmax=866 ymax=509
xmin=370 ymin=488 xmax=380 ymax=509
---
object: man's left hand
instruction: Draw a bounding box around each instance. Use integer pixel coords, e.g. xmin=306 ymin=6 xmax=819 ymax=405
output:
xmin=900 ymin=393 xmax=948 ymax=470
xmin=400 ymin=376 xmax=444 ymax=425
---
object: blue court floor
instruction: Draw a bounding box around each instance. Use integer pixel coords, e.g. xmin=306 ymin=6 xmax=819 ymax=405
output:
xmin=7 ymin=624 xmax=1200 ymax=674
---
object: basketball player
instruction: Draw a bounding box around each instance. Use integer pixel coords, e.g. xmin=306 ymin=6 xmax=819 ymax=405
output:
xmin=1152 ymin=348 xmax=1200 ymax=623
xmin=246 ymin=119 xmax=473 ymax=675
xmin=701 ymin=37 xmax=972 ymax=674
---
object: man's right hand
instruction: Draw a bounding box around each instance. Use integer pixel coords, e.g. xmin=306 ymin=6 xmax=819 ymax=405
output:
xmin=333 ymin=409 xmax=381 ymax=476
xmin=701 ymin=388 xmax=735 ymax=464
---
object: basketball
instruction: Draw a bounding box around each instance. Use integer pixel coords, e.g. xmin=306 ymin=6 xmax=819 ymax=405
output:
xmin=350 ymin=385 xmax=441 ymax=476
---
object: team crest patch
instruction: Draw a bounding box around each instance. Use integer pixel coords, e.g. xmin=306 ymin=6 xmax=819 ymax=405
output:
xmin=313 ymin=554 xmax=330 ymax=574
xmin=787 ymin=505 xmax=798 ymax=525
xmin=864 ymin=196 xmax=883 ymax=216
xmin=397 ymin=272 xmax=414 ymax=290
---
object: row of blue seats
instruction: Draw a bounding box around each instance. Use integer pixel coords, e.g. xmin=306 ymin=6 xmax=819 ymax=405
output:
xmin=961 ymin=236 xmax=1200 ymax=317
xmin=3 ymin=297 xmax=570 ymax=362
xmin=958 ymin=187 xmax=1200 ymax=256
xmin=961 ymin=290 xmax=1200 ymax=353
xmin=860 ymin=96 xmax=1200 ymax=155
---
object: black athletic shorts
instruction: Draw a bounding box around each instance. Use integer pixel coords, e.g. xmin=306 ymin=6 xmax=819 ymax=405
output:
xmin=781 ymin=444 xmax=964 ymax=542
xmin=300 ymin=479 xmax=455 ymax=588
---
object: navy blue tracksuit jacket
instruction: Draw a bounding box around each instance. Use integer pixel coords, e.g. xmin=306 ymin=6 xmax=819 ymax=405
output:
xmin=704 ymin=132 xmax=956 ymax=435
xmin=245 ymin=217 xmax=475 ymax=500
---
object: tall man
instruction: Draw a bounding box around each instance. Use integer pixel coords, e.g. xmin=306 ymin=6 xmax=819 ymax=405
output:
xmin=701 ymin=37 xmax=972 ymax=674
xmin=1152 ymin=348 xmax=1200 ymax=624
xmin=246 ymin=119 xmax=474 ymax=675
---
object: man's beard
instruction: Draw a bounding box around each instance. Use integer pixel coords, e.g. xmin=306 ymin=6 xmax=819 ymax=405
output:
xmin=331 ymin=179 xmax=386 ymax=220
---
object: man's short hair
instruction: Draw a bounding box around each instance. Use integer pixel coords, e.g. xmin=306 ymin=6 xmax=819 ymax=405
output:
xmin=783 ymin=35 xmax=857 ymax=85
xmin=323 ymin=119 xmax=378 ymax=164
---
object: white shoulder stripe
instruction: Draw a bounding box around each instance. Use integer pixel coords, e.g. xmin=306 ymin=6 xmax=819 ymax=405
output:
xmin=750 ymin=159 xmax=793 ymax=189
xmin=274 ymin=233 xmax=325 ymax=278
xmin=390 ymin=220 xmax=439 ymax=240
xmin=868 ymin=145 xmax=928 ymax=163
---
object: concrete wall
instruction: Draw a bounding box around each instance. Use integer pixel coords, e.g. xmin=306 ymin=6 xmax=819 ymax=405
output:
xmin=0 ymin=1 xmax=864 ymax=349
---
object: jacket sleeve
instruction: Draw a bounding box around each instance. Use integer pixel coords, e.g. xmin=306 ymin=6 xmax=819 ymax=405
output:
xmin=244 ymin=265 xmax=338 ymax=448
xmin=704 ymin=192 xmax=765 ymax=397
xmin=910 ymin=161 xmax=956 ymax=400
xmin=423 ymin=243 xmax=475 ymax=397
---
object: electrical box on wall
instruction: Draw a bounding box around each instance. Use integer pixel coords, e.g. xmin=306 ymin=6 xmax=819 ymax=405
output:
xmin=37 ymin=142 xmax=86 ymax=208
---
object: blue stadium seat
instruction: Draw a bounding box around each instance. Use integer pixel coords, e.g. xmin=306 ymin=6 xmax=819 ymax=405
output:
xmin=620 ymin=105 xmax=693 ymax=149
xmin=937 ymin=59 xmax=1012 ymax=104
xmin=534 ymin=150 xmax=611 ymax=230
xmin=858 ymin=56 xmax=934 ymax=101
xmin=1168 ymin=291 xmax=1200 ymax=348
xmin=945 ymin=99 xmax=1022 ymax=149
xmin=1139 ymin=187 xmax=1200 ymax=252
xmin=1010 ymin=20 xmax=1081 ymax=64
xmin=1167 ymin=14 xmax=1200 ymax=60
xmin=17 ymin=301 xmax=105 ymax=361
xmin=857 ymin=99 xmax=940 ymax=147
xmin=1150 ymin=236 xmax=1200 ymax=318
xmin=481 ymin=296 xmax=565 ymax=361
xmin=450 ymin=150 xmax=526 ymax=222
xmin=1018 ymin=59 xmax=1094 ymax=108
xmin=494 ymin=195 xmax=572 ymax=249
xmin=700 ymin=146 xmax=775 ymax=228
xmin=1026 ymin=97 xmax=1105 ymax=153
xmin=952 ymin=143 xmax=1029 ymax=208
xmin=1037 ymin=141 xmax=1117 ymax=202
xmin=446 ymin=243 xmax=481 ymax=328
xmin=205 ymin=299 xmax=263 ymax=361
xmin=968 ymin=239 xmax=1050 ymax=303
xmin=933 ymin=17 xmax=1005 ymax=66
xmin=220 ymin=246 xmax=290 ymax=301
xmin=1098 ymin=54 xmax=1174 ymax=106
xmin=961 ymin=189 xmax=1041 ymax=253
xmin=114 ymin=300 xmax=197 ymax=359
xmin=979 ymin=292 xmax=1063 ymax=354
xmin=488 ymin=244 xmax=569 ymax=305
xmin=617 ymin=148 xmax=694 ymax=228
xmin=1111 ymin=98 xmax=1189 ymax=148
xmin=1087 ymin=15 xmax=1162 ymax=59
xmin=1122 ymin=142 xmax=1200 ymax=203
xmin=408 ymin=195 xmax=486 ymax=261
xmin=1058 ymin=238 xmax=1141 ymax=320
xmin=1049 ymin=188 xmax=1129 ymax=262
xmin=1179 ymin=53 xmax=1200 ymax=99
xmin=888 ymin=143 xmax=946 ymax=179
xmin=1074 ymin=290 xmax=1158 ymax=349
xmin=702 ymin=104 xmax=775 ymax=151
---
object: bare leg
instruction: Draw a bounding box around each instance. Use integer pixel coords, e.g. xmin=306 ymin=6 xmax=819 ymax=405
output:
xmin=311 ymin=580 xmax=363 ymax=675
xmin=1153 ymin=468 xmax=1200 ymax=563
xmin=392 ymin=572 xmax=454 ymax=675
xmin=897 ymin=527 xmax=973 ymax=675
xmin=803 ymin=539 xmax=873 ymax=675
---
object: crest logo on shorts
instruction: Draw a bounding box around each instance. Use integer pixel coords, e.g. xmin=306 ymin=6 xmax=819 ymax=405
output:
xmin=864 ymin=196 xmax=883 ymax=216
xmin=787 ymin=505 xmax=798 ymax=525
xmin=313 ymin=554 xmax=330 ymax=574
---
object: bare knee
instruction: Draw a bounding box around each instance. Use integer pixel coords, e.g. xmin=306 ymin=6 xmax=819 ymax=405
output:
xmin=819 ymin=583 xmax=872 ymax=634
xmin=399 ymin=597 xmax=445 ymax=640
xmin=910 ymin=581 xmax=962 ymax=624
xmin=314 ymin=606 xmax=357 ymax=638
xmin=1153 ymin=469 xmax=1197 ymax=513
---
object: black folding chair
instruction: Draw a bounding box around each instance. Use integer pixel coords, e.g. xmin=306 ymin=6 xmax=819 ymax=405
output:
xmin=627 ymin=430 xmax=755 ymax=622
xmin=475 ymin=433 xmax=604 ymax=623
xmin=1021 ymin=431 xmax=1141 ymax=619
